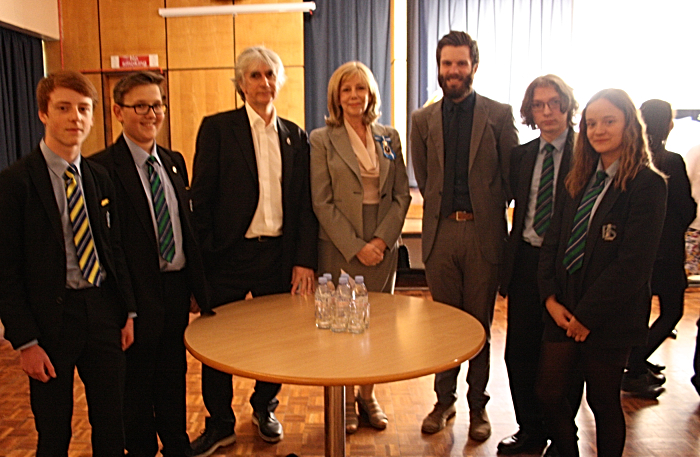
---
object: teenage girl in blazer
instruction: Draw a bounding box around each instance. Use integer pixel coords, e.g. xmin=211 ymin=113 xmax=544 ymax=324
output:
xmin=537 ymin=89 xmax=667 ymax=457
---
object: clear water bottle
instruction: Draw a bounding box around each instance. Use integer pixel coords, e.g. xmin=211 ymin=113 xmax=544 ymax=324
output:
xmin=353 ymin=275 xmax=370 ymax=330
xmin=315 ymin=277 xmax=331 ymax=329
xmin=323 ymin=273 xmax=335 ymax=293
xmin=331 ymin=276 xmax=351 ymax=332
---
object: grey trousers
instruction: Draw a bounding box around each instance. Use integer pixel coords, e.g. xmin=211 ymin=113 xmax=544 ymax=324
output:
xmin=424 ymin=218 xmax=499 ymax=411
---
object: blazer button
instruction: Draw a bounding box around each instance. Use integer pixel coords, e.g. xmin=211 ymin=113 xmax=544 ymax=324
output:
xmin=56 ymin=297 xmax=63 ymax=305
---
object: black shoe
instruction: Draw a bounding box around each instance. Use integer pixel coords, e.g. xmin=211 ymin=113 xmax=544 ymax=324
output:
xmin=645 ymin=361 xmax=666 ymax=374
xmin=189 ymin=418 xmax=236 ymax=457
xmin=497 ymin=430 xmax=546 ymax=455
xmin=621 ymin=373 xmax=666 ymax=399
xmin=622 ymin=369 xmax=665 ymax=388
xmin=252 ymin=411 xmax=284 ymax=443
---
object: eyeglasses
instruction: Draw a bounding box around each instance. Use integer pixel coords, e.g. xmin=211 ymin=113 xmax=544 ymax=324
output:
xmin=531 ymin=99 xmax=562 ymax=112
xmin=119 ymin=103 xmax=168 ymax=115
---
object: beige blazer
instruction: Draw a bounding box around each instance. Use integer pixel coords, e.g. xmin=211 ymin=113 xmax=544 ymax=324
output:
xmin=410 ymin=93 xmax=519 ymax=264
xmin=310 ymin=123 xmax=411 ymax=262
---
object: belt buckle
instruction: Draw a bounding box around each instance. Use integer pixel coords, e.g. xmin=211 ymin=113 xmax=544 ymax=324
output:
xmin=455 ymin=211 xmax=469 ymax=221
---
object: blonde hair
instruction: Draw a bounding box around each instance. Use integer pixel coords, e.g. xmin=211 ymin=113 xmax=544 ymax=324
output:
xmin=566 ymin=88 xmax=654 ymax=197
xmin=325 ymin=61 xmax=381 ymax=127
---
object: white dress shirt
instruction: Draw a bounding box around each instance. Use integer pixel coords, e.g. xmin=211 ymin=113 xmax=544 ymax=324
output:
xmin=244 ymin=102 xmax=284 ymax=238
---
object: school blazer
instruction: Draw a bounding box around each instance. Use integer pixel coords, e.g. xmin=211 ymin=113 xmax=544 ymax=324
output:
xmin=538 ymin=167 xmax=667 ymax=347
xmin=0 ymin=147 xmax=136 ymax=349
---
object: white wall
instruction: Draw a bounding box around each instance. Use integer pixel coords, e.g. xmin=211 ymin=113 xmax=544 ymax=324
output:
xmin=0 ymin=0 xmax=59 ymax=40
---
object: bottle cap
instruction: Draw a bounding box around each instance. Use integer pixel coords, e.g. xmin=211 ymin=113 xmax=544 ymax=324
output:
xmin=355 ymin=275 xmax=364 ymax=284
xmin=338 ymin=276 xmax=348 ymax=285
xmin=318 ymin=277 xmax=327 ymax=284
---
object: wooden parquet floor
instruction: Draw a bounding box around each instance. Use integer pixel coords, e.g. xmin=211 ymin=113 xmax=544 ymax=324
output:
xmin=2 ymin=289 xmax=700 ymax=456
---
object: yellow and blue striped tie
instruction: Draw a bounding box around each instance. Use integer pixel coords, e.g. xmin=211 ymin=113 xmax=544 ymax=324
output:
xmin=64 ymin=164 xmax=101 ymax=286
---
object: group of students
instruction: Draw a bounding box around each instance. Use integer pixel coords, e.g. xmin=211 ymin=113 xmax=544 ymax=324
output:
xmin=0 ymin=28 xmax=695 ymax=457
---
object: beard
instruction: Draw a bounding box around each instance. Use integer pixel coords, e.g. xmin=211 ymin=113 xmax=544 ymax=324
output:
xmin=438 ymin=72 xmax=474 ymax=101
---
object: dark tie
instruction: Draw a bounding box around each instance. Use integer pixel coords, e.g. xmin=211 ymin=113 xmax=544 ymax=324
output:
xmin=64 ymin=164 xmax=102 ymax=286
xmin=146 ymin=156 xmax=175 ymax=262
xmin=563 ymin=170 xmax=608 ymax=274
xmin=533 ymin=143 xmax=555 ymax=236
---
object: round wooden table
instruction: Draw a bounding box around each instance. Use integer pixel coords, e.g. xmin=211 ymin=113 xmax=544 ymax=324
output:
xmin=184 ymin=292 xmax=485 ymax=457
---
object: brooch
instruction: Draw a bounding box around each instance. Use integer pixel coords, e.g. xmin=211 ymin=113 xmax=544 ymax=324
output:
xmin=373 ymin=134 xmax=395 ymax=160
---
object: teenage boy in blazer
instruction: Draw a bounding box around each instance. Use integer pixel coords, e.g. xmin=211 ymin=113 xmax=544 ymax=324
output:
xmin=0 ymin=70 xmax=136 ymax=456
xmin=498 ymin=75 xmax=581 ymax=456
xmin=189 ymin=46 xmax=318 ymax=456
xmin=91 ymin=71 xmax=211 ymax=457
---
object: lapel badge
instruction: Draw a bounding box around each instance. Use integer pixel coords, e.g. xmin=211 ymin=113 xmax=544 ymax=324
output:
xmin=373 ymin=134 xmax=395 ymax=160
xmin=286 ymin=137 xmax=292 ymax=145
xmin=601 ymin=224 xmax=617 ymax=241
xmin=101 ymin=198 xmax=109 ymax=207
xmin=172 ymin=166 xmax=177 ymax=174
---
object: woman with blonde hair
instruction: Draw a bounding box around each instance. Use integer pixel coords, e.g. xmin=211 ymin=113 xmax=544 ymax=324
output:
xmin=309 ymin=61 xmax=411 ymax=433
xmin=537 ymin=89 xmax=667 ymax=456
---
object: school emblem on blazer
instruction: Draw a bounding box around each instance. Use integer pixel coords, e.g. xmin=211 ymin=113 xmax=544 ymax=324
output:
xmin=601 ymin=224 xmax=617 ymax=241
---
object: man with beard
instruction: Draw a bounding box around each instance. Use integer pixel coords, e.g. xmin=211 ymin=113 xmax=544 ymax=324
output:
xmin=411 ymin=30 xmax=518 ymax=441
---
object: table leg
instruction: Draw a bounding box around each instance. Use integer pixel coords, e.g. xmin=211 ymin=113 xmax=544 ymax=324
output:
xmin=324 ymin=385 xmax=345 ymax=457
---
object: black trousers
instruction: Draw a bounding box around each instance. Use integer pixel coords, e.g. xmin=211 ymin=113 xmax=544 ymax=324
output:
xmin=505 ymin=241 xmax=583 ymax=436
xmin=123 ymin=270 xmax=191 ymax=457
xmin=202 ymin=237 xmax=287 ymax=427
xmin=627 ymin=260 xmax=686 ymax=373
xmin=31 ymin=287 xmax=125 ymax=457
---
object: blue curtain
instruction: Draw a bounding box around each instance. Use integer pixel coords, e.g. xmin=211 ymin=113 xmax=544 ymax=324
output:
xmin=409 ymin=0 xmax=574 ymax=110
xmin=0 ymin=26 xmax=44 ymax=171
xmin=406 ymin=0 xmax=574 ymax=184
xmin=304 ymin=0 xmax=392 ymax=132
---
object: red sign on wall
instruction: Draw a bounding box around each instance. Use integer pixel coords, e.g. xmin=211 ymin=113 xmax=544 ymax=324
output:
xmin=110 ymin=54 xmax=159 ymax=69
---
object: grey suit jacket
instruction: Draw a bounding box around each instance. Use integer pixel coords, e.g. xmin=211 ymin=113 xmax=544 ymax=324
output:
xmin=411 ymin=93 xmax=519 ymax=264
xmin=309 ymin=123 xmax=411 ymax=262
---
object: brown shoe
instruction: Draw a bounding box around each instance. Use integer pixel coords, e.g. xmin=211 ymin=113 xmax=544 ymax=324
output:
xmin=469 ymin=408 xmax=491 ymax=441
xmin=421 ymin=402 xmax=456 ymax=434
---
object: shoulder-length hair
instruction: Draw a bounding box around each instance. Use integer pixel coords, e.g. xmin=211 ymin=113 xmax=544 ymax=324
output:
xmin=233 ymin=46 xmax=286 ymax=102
xmin=325 ymin=61 xmax=381 ymax=127
xmin=520 ymin=74 xmax=578 ymax=129
xmin=565 ymin=88 xmax=653 ymax=197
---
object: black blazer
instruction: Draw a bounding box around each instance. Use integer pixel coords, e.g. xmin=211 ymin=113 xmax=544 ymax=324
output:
xmin=500 ymin=129 xmax=574 ymax=296
xmin=651 ymin=149 xmax=696 ymax=265
xmin=190 ymin=107 xmax=318 ymax=278
xmin=0 ymin=147 xmax=136 ymax=349
xmin=538 ymin=167 xmax=667 ymax=348
xmin=90 ymin=136 xmax=211 ymax=343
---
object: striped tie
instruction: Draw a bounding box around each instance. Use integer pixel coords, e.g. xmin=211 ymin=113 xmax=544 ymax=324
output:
xmin=146 ymin=156 xmax=175 ymax=262
xmin=533 ymin=143 xmax=555 ymax=236
xmin=64 ymin=165 xmax=102 ymax=286
xmin=563 ymin=170 xmax=608 ymax=274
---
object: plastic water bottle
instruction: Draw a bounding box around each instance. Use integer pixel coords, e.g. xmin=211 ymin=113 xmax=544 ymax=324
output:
xmin=353 ymin=275 xmax=370 ymax=330
xmin=315 ymin=277 xmax=331 ymax=329
xmin=348 ymin=276 xmax=367 ymax=333
xmin=323 ymin=273 xmax=335 ymax=293
xmin=331 ymin=276 xmax=351 ymax=332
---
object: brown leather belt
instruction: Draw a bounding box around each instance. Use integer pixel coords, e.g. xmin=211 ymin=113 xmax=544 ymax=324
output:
xmin=447 ymin=211 xmax=474 ymax=221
